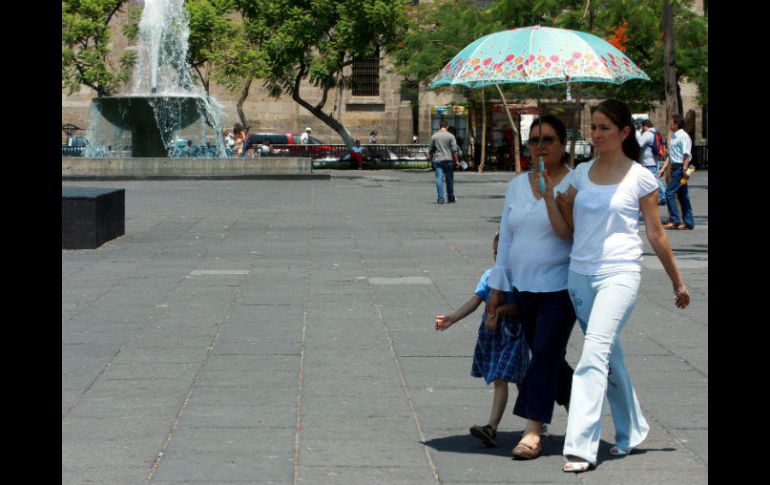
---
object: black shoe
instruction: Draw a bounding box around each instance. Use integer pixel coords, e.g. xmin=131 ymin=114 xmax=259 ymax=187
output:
xmin=448 ymin=197 xmax=456 ymax=203
xmin=470 ymin=424 xmax=497 ymax=447
xmin=437 ymin=199 xmax=445 ymax=204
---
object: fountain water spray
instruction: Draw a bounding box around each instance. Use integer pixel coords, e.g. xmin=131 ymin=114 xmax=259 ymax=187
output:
xmin=85 ymin=0 xmax=225 ymax=157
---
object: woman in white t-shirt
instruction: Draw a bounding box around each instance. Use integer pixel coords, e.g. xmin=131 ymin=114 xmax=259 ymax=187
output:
xmin=552 ymin=100 xmax=690 ymax=473
xmin=485 ymin=115 xmax=577 ymax=460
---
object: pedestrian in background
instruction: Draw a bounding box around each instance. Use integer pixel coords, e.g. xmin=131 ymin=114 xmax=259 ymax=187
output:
xmin=301 ymin=127 xmax=312 ymax=144
xmin=637 ymin=120 xmax=667 ymax=206
xmin=435 ymin=233 xmax=529 ymax=448
xmin=659 ymin=114 xmax=695 ymax=230
xmin=552 ymin=100 xmax=690 ymax=473
xmin=485 ymin=115 xmax=577 ymax=461
xmin=233 ymin=123 xmax=246 ymax=157
xmin=351 ymin=140 xmax=365 ymax=169
xmin=368 ymin=130 xmax=377 ymax=144
xmin=428 ymin=122 xmax=460 ymax=204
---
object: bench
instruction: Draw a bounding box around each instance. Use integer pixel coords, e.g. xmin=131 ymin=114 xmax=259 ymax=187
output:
xmin=62 ymin=187 xmax=125 ymax=249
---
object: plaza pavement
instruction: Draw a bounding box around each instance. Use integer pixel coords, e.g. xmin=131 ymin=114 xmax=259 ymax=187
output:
xmin=62 ymin=168 xmax=708 ymax=484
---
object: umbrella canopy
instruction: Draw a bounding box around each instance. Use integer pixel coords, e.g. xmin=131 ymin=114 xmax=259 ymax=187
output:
xmin=431 ymin=25 xmax=649 ymax=89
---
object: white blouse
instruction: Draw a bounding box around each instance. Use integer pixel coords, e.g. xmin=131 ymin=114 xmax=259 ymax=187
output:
xmin=568 ymin=160 xmax=659 ymax=275
xmin=488 ymin=169 xmax=574 ymax=293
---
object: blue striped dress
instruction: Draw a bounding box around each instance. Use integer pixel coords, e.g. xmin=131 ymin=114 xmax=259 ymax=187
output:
xmin=471 ymin=269 xmax=530 ymax=385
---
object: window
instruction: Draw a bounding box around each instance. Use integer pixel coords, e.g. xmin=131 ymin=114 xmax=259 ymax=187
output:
xmin=352 ymin=50 xmax=380 ymax=97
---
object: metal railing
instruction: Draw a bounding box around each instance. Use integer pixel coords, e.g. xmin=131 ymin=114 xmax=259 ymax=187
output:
xmin=692 ymin=145 xmax=708 ymax=169
xmin=247 ymin=144 xmax=431 ymax=162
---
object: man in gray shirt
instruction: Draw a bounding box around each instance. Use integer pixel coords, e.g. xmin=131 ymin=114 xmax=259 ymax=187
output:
xmin=429 ymin=122 xmax=460 ymax=204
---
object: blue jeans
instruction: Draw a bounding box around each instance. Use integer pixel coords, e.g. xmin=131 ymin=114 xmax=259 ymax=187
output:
xmin=563 ymin=271 xmax=649 ymax=465
xmin=665 ymin=164 xmax=694 ymax=228
xmin=644 ymin=164 xmax=666 ymax=204
xmin=433 ymin=160 xmax=455 ymax=202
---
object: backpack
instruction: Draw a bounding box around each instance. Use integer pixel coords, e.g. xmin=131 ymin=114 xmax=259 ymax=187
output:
xmin=652 ymin=129 xmax=666 ymax=158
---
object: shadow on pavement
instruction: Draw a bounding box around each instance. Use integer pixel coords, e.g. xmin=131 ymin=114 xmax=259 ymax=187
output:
xmin=422 ymin=433 xmax=677 ymax=463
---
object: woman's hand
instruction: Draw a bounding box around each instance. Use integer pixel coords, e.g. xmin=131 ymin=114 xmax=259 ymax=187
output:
xmin=555 ymin=189 xmax=575 ymax=233
xmin=674 ymin=285 xmax=690 ymax=309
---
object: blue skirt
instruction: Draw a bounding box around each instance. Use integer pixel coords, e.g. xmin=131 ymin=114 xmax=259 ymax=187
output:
xmin=471 ymin=316 xmax=529 ymax=385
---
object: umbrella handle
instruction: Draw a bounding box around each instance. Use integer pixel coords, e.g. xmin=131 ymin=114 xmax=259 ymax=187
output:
xmin=538 ymin=158 xmax=546 ymax=194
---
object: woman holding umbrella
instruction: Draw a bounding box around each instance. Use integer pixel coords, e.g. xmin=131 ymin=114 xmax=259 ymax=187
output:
xmin=485 ymin=114 xmax=577 ymax=461
xmin=551 ymin=100 xmax=690 ymax=472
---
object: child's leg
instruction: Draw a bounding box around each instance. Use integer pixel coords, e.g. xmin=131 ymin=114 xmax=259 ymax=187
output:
xmin=488 ymin=380 xmax=509 ymax=430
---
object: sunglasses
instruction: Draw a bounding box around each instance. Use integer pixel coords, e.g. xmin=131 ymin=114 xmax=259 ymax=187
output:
xmin=529 ymin=135 xmax=557 ymax=147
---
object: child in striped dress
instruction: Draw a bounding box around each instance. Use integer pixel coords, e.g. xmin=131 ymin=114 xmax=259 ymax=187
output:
xmin=435 ymin=233 xmax=529 ymax=447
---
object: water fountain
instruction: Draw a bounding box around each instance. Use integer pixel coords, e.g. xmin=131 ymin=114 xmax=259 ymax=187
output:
xmin=86 ymin=0 xmax=225 ymax=158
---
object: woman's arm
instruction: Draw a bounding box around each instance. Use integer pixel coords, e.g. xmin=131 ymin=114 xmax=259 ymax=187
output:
xmin=544 ymin=176 xmax=574 ymax=239
xmin=554 ymin=185 xmax=577 ymax=234
xmin=640 ymin=192 xmax=690 ymax=309
xmin=436 ymin=295 xmax=484 ymax=331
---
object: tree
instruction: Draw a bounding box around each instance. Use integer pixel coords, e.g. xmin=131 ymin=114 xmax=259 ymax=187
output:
xmin=186 ymin=0 xmax=240 ymax=95
xmin=663 ymin=0 xmax=680 ymax=119
xmin=62 ymin=0 xmax=139 ymax=97
xmin=390 ymin=0 xmax=506 ymax=170
xmin=233 ymin=0 xmax=411 ymax=147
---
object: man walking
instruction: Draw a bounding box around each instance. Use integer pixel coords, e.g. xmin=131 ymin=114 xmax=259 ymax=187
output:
xmin=429 ymin=122 xmax=460 ymax=204
xmin=300 ymin=127 xmax=312 ymax=144
xmin=659 ymin=114 xmax=694 ymax=230
xmin=638 ymin=120 xmax=667 ymax=206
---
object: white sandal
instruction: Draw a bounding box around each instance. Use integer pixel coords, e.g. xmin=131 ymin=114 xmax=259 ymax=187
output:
xmin=562 ymin=456 xmax=592 ymax=473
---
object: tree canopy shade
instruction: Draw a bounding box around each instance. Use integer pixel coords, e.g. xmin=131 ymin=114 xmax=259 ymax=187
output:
xmin=62 ymin=0 xmax=139 ymax=97
xmin=233 ymin=0 xmax=412 ymax=147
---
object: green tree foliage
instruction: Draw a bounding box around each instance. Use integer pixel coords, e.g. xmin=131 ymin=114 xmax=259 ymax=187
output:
xmin=186 ymin=0 xmax=241 ymax=93
xmin=62 ymin=0 xmax=139 ymax=97
xmin=394 ymin=0 xmax=706 ymax=112
xmin=233 ymin=0 xmax=411 ymax=146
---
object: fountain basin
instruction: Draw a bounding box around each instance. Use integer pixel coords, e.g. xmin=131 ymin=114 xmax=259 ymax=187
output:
xmin=93 ymin=95 xmax=214 ymax=157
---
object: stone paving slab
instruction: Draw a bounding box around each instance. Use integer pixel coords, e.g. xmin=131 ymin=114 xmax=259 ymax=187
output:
xmin=63 ymin=169 xmax=707 ymax=483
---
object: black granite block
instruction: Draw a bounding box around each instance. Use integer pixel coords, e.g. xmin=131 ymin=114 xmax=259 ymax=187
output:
xmin=62 ymin=187 xmax=125 ymax=249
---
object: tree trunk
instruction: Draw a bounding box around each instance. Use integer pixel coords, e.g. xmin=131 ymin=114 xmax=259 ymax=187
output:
xmin=467 ymin=100 xmax=476 ymax=169
xmin=237 ymin=78 xmax=252 ymax=128
xmin=292 ymin=88 xmax=355 ymax=148
xmin=495 ymin=84 xmax=520 ymax=174
xmin=663 ymin=0 xmax=681 ymax=121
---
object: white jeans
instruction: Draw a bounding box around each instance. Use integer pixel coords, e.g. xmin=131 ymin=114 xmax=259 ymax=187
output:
xmin=563 ymin=271 xmax=649 ymax=465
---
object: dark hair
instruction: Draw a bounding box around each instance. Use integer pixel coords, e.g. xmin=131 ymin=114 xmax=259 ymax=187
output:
xmin=439 ymin=121 xmax=448 ymax=128
xmin=530 ymin=114 xmax=570 ymax=165
xmin=591 ymin=99 xmax=640 ymax=163
xmin=641 ymin=119 xmax=653 ymax=128
xmin=671 ymin=114 xmax=685 ymax=130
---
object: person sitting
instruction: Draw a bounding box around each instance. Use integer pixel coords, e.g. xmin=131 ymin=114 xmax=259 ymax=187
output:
xmin=351 ymin=140 xmax=365 ymax=169
xmin=258 ymin=139 xmax=272 ymax=157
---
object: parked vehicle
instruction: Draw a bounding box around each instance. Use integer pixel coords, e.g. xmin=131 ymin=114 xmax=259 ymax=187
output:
xmin=242 ymin=131 xmax=335 ymax=157
xmin=564 ymin=129 xmax=593 ymax=164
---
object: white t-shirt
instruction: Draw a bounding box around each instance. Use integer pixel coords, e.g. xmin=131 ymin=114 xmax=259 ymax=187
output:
xmin=488 ymin=169 xmax=574 ymax=293
xmin=568 ymin=159 xmax=659 ymax=275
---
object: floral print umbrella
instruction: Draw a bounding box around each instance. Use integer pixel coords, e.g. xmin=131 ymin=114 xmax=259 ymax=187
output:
xmin=430 ymin=25 xmax=649 ymax=88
